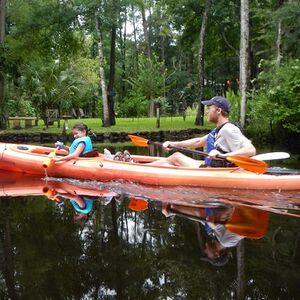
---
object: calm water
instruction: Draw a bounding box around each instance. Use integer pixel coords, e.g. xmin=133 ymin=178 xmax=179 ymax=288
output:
xmin=1 ymin=145 xmax=300 ymax=299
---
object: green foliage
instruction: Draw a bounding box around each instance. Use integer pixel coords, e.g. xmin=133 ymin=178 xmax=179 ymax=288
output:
xmin=165 ymin=71 xmax=197 ymax=115
xmin=6 ymin=98 xmax=35 ymax=117
xmin=127 ymin=55 xmax=167 ymax=101
xmin=118 ymin=90 xmax=148 ymax=118
xmin=225 ymin=89 xmax=241 ymax=124
xmin=249 ymin=59 xmax=300 ymax=134
xmin=252 ymin=1 xmax=300 ymax=61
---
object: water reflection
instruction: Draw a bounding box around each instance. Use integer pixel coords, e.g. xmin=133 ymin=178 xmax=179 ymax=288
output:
xmin=1 ymin=171 xmax=300 ymax=299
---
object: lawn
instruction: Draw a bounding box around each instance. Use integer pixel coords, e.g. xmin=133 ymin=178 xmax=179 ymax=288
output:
xmin=4 ymin=115 xmax=212 ymax=134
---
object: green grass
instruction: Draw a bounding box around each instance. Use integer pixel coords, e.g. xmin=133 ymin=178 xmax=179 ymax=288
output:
xmin=3 ymin=116 xmax=212 ymax=134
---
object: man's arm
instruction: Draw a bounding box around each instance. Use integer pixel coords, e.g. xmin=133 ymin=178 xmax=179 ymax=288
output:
xmin=163 ymin=135 xmax=208 ymax=149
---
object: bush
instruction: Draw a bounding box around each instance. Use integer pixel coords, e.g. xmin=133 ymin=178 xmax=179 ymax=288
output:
xmin=225 ymin=89 xmax=241 ymax=124
xmin=118 ymin=90 xmax=148 ymax=118
xmin=7 ymin=98 xmax=35 ymax=117
xmin=248 ymin=59 xmax=300 ymax=137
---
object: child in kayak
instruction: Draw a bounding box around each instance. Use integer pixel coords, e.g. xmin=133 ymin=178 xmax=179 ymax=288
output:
xmin=53 ymin=123 xmax=93 ymax=163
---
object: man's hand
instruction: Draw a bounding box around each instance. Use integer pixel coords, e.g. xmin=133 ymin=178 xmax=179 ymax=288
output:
xmin=208 ymin=149 xmax=223 ymax=160
xmin=162 ymin=141 xmax=173 ymax=150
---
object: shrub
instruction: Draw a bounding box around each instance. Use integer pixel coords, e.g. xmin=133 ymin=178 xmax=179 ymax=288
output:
xmin=248 ymin=59 xmax=300 ymax=137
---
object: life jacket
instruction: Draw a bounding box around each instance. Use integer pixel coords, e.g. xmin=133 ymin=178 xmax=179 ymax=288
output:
xmin=69 ymin=136 xmax=93 ymax=156
xmin=205 ymin=122 xmax=236 ymax=167
xmin=70 ymin=197 xmax=93 ymax=214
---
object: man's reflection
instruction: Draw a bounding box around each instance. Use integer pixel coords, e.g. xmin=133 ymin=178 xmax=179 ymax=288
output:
xmin=128 ymin=198 xmax=269 ymax=267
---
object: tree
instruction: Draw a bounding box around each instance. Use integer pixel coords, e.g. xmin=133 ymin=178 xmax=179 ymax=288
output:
xmin=95 ymin=11 xmax=110 ymax=127
xmin=126 ymin=55 xmax=167 ymax=116
xmin=239 ymin=0 xmax=250 ymax=129
xmin=0 ymin=0 xmax=6 ymax=129
xmin=195 ymin=0 xmax=211 ymax=126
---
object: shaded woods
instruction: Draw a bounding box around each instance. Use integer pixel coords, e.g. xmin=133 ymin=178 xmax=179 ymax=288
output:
xmin=0 ymin=0 xmax=299 ymax=141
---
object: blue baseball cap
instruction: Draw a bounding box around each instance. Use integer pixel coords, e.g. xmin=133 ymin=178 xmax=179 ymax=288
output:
xmin=201 ymin=96 xmax=231 ymax=113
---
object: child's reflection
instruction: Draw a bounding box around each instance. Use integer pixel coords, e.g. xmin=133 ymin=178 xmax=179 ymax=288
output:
xmin=43 ymin=185 xmax=117 ymax=224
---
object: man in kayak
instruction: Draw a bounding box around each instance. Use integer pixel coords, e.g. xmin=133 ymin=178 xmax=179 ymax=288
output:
xmin=53 ymin=123 xmax=94 ymax=162
xmin=149 ymin=96 xmax=256 ymax=167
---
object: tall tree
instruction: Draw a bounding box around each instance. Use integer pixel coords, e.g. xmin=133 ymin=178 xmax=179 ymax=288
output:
xmin=195 ymin=0 xmax=211 ymax=126
xmin=107 ymin=0 xmax=119 ymax=126
xmin=275 ymin=0 xmax=284 ymax=65
xmin=239 ymin=0 xmax=250 ymax=129
xmin=0 ymin=0 xmax=6 ymax=129
xmin=95 ymin=12 xmax=110 ymax=127
xmin=139 ymin=0 xmax=151 ymax=59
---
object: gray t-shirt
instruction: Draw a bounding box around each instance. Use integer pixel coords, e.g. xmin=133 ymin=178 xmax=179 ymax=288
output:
xmin=215 ymin=123 xmax=251 ymax=153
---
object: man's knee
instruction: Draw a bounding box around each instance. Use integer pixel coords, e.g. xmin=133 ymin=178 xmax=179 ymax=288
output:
xmin=168 ymin=152 xmax=184 ymax=162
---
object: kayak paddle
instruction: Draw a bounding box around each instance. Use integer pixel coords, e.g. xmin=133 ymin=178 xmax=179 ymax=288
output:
xmin=251 ymin=152 xmax=290 ymax=161
xmin=128 ymin=135 xmax=268 ymax=174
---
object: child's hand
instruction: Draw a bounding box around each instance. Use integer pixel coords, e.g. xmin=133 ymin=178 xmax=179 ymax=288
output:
xmin=55 ymin=141 xmax=64 ymax=149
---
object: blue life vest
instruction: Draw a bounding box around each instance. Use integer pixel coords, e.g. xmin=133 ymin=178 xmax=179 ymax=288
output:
xmin=70 ymin=197 xmax=93 ymax=214
xmin=205 ymin=128 xmax=218 ymax=166
xmin=204 ymin=122 xmax=236 ymax=167
xmin=69 ymin=136 xmax=93 ymax=156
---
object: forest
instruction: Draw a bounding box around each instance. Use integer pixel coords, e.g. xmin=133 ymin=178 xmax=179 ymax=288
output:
xmin=0 ymin=0 xmax=299 ymax=139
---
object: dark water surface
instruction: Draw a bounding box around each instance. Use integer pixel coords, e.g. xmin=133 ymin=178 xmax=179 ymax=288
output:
xmin=1 ymin=146 xmax=300 ymax=299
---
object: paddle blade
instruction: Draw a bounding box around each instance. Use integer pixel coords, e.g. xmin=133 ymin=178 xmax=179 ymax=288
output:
xmin=128 ymin=135 xmax=150 ymax=147
xmin=226 ymin=156 xmax=268 ymax=174
xmin=252 ymin=152 xmax=290 ymax=161
xmin=128 ymin=198 xmax=149 ymax=211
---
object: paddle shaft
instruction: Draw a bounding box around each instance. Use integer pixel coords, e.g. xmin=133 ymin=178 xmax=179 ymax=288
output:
xmin=149 ymin=140 xmax=222 ymax=159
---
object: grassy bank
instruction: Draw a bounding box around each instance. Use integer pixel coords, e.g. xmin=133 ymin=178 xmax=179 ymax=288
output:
xmin=4 ymin=116 xmax=212 ymax=134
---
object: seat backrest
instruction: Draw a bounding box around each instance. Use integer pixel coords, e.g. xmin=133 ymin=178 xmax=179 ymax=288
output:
xmin=46 ymin=109 xmax=59 ymax=119
xmin=83 ymin=150 xmax=99 ymax=157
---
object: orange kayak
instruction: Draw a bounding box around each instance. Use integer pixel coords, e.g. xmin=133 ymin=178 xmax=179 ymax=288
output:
xmin=1 ymin=142 xmax=300 ymax=190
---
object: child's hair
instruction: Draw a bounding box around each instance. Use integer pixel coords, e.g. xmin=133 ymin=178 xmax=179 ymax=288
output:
xmin=72 ymin=123 xmax=88 ymax=134
xmin=72 ymin=123 xmax=96 ymax=139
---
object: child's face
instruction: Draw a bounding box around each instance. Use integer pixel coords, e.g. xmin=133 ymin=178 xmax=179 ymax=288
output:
xmin=72 ymin=129 xmax=86 ymax=139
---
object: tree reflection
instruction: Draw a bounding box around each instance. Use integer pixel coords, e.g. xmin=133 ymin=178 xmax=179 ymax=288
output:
xmin=0 ymin=187 xmax=299 ymax=299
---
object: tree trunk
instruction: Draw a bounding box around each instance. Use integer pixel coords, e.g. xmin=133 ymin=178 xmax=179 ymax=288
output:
xmin=120 ymin=6 xmax=127 ymax=100
xmin=239 ymin=0 xmax=250 ymax=129
xmin=95 ymin=13 xmax=110 ymax=127
xmin=141 ymin=3 xmax=151 ymax=59
xmin=107 ymin=24 xmax=117 ymax=126
xmin=2 ymin=210 xmax=18 ymax=299
xmin=0 ymin=0 xmax=6 ymax=129
xmin=107 ymin=0 xmax=120 ymax=126
xmin=195 ymin=0 xmax=211 ymax=126
xmin=236 ymin=240 xmax=245 ymax=300
xmin=276 ymin=0 xmax=284 ymax=65
xmin=131 ymin=4 xmax=139 ymax=71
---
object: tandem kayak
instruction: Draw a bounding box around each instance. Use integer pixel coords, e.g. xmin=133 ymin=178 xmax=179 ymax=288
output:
xmin=0 ymin=142 xmax=300 ymax=191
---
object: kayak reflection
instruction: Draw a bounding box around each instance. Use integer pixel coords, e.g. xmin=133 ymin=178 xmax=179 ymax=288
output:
xmin=1 ymin=170 xmax=300 ymax=268
xmin=1 ymin=171 xmax=118 ymax=223
xmin=2 ymin=170 xmax=300 ymax=219
xmin=127 ymin=197 xmax=269 ymax=267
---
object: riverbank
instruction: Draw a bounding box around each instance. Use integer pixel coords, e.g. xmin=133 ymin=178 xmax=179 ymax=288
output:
xmin=0 ymin=128 xmax=210 ymax=144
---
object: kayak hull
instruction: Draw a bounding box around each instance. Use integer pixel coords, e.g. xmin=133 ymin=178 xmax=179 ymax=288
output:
xmin=0 ymin=142 xmax=300 ymax=191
